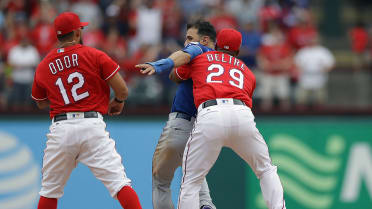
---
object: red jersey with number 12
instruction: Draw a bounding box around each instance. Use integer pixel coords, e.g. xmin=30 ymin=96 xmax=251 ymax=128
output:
xmin=176 ymin=51 xmax=256 ymax=108
xmin=32 ymin=44 xmax=120 ymax=118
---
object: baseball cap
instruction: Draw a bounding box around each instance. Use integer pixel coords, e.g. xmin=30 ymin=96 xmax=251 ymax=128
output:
xmin=54 ymin=12 xmax=89 ymax=36
xmin=216 ymin=28 xmax=242 ymax=52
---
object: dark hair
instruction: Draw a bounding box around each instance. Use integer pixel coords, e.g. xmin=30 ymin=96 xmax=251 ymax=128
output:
xmin=186 ymin=20 xmax=216 ymax=42
xmin=57 ymin=31 xmax=74 ymax=42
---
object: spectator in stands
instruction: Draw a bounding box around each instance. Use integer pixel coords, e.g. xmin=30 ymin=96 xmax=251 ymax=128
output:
xmin=30 ymin=0 xmax=57 ymax=57
xmin=103 ymin=27 xmax=127 ymax=62
xmin=82 ymin=20 xmax=106 ymax=49
xmin=71 ymin=0 xmax=103 ymax=31
xmin=157 ymin=0 xmax=185 ymax=41
xmin=239 ymin=20 xmax=262 ymax=70
xmin=131 ymin=0 xmax=162 ymax=52
xmin=287 ymin=9 xmax=317 ymax=51
xmin=225 ymin=0 xmax=264 ymax=25
xmin=7 ymin=21 xmax=40 ymax=111
xmin=349 ymin=20 xmax=369 ymax=71
xmin=208 ymin=1 xmax=239 ymax=32
xmin=0 ymin=54 xmax=5 ymax=109
xmin=179 ymin=0 xmax=204 ymax=18
xmin=259 ymin=0 xmax=282 ymax=33
xmin=294 ymin=35 xmax=335 ymax=109
xmin=258 ymin=23 xmax=293 ymax=110
xmin=2 ymin=12 xmax=22 ymax=60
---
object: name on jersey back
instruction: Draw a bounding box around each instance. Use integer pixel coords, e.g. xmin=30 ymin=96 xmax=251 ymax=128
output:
xmin=49 ymin=53 xmax=79 ymax=75
xmin=205 ymin=53 xmax=246 ymax=71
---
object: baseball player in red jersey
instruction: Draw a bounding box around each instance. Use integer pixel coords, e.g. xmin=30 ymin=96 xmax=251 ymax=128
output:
xmin=169 ymin=29 xmax=286 ymax=209
xmin=31 ymin=12 xmax=142 ymax=209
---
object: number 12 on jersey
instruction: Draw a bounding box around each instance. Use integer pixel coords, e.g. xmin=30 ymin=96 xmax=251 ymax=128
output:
xmin=55 ymin=72 xmax=89 ymax=105
xmin=206 ymin=64 xmax=244 ymax=89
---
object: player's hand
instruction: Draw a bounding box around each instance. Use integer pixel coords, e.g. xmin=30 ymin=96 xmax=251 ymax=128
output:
xmin=135 ymin=64 xmax=156 ymax=75
xmin=108 ymin=98 xmax=125 ymax=116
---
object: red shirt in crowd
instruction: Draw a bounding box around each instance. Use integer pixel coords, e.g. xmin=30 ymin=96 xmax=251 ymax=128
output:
xmin=259 ymin=42 xmax=292 ymax=75
xmin=287 ymin=25 xmax=317 ymax=50
xmin=83 ymin=29 xmax=106 ymax=49
xmin=31 ymin=23 xmax=57 ymax=56
xmin=209 ymin=15 xmax=239 ymax=33
xmin=32 ymin=44 xmax=120 ymax=118
xmin=175 ymin=51 xmax=256 ymax=108
xmin=259 ymin=5 xmax=281 ymax=32
xmin=350 ymin=27 xmax=369 ymax=53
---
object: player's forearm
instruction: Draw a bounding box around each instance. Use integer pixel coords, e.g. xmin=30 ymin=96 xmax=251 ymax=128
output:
xmin=147 ymin=51 xmax=191 ymax=74
xmin=114 ymin=86 xmax=128 ymax=101
xmin=36 ymin=100 xmax=50 ymax=109
xmin=108 ymin=73 xmax=128 ymax=101
xmin=168 ymin=51 xmax=191 ymax=68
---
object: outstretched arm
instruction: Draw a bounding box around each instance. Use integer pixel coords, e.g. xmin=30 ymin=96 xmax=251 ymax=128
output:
xmin=135 ymin=50 xmax=191 ymax=75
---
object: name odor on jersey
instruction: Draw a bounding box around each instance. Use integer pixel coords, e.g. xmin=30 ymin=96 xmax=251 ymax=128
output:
xmin=49 ymin=54 xmax=79 ymax=75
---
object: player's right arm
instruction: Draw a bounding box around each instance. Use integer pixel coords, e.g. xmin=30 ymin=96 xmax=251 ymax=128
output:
xmin=97 ymin=49 xmax=128 ymax=116
xmin=107 ymin=72 xmax=128 ymax=116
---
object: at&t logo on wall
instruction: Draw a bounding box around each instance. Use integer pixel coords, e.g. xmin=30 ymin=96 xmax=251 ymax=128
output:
xmin=0 ymin=132 xmax=39 ymax=209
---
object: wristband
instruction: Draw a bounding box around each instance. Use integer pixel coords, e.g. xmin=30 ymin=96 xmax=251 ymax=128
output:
xmin=114 ymin=97 xmax=124 ymax=103
xmin=146 ymin=58 xmax=174 ymax=74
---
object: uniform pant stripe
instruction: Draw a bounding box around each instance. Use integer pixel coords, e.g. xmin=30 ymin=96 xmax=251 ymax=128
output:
xmin=177 ymin=121 xmax=196 ymax=209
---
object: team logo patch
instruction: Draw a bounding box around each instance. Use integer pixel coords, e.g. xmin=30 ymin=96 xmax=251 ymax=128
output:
xmin=57 ymin=48 xmax=65 ymax=53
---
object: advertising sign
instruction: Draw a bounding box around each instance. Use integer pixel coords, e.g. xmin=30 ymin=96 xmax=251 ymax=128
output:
xmin=248 ymin=119 xmax=372 ymax=209
xmin=0 ymin=119 xmax=183 ymax=209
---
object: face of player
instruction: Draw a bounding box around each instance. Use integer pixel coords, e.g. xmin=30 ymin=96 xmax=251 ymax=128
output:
xmin=184 ymin=27 xmax=201 ymax=46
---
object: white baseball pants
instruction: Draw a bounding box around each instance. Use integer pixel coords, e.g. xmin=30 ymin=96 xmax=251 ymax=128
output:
xmin=39 ymin=114 xmax=131 ymax=199
xmin=178 ymin=99 xmax=286 ymax=209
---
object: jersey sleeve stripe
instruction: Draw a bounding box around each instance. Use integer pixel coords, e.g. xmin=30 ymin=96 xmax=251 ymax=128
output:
xmin=104 ymin=65 xmax=120 ymax=80
xmin=197 ymin=45 xmax=203 ymax=54
xmin=31 ymin=95 xmax=47 ymax=101
xmin=175 ymin=68 xmax=187 ymax=80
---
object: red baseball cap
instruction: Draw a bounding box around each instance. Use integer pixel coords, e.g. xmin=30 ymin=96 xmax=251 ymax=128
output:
xmin=216 ymin=28 xmax=242 ymax=52
xmin=54 ymin=12 xmax=89 ymax=36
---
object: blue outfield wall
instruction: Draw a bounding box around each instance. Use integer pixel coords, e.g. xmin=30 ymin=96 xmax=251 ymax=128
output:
xmin=2 ymin=116 xmax=372 ymax=209
xmin=0 ymin=118 xmax=182 ymax=209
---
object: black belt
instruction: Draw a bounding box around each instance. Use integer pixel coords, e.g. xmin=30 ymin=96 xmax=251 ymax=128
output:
xmin=53 ymin=111 xmax=99 ymax=122
xmin=175 ymin=112 xmax=192 ymax=121
xmin=202 ymin=99 xmax=245 ymax=109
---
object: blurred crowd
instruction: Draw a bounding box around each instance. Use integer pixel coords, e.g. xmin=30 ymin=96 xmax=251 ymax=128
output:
xmin=0 ymin=0 xmax=371 ymax=113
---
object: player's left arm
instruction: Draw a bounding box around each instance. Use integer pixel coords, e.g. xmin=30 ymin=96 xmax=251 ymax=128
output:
xmin=135 ymin=43 xmax=204 ymax=75
xmin=135 ymin=50 xmax=191 ymax=75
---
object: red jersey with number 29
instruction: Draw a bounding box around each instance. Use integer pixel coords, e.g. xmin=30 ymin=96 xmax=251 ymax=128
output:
xmin=32 ymin=44 xmax=120 ymax=118
xmin=175 ymin=51 xmax=256 ymax=108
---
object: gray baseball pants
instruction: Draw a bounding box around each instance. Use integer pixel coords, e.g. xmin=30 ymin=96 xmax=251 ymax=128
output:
xmin=152 ymin=112 xmax=216 ymax=209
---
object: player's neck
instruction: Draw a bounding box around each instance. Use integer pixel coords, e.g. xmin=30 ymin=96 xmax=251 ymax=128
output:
xmin=58 ymin=41 xmax=76 ymax=48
